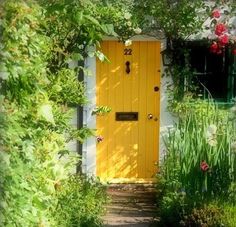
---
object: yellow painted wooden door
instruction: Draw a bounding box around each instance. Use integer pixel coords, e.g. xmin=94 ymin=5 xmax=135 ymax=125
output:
xmin=96 ymin=41 xmax=160 ymax=183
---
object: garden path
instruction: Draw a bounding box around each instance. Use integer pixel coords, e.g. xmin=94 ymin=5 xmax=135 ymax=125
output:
xmin=103 ymin=184 xmax=159 ymax=227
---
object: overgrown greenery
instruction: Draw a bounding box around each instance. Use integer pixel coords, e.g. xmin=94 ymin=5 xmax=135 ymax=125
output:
xmin=157 ymin=100 xmax=236 ymax=226
xmin=0 ymin=0 xmax=138 ymax=226
xmin=151 ymin=2 xmax=236 ymax=225
xmin=1 ymin=0 xmax=235 ymax=226
xmin=53 ymin=176 xmax=108 ymax=227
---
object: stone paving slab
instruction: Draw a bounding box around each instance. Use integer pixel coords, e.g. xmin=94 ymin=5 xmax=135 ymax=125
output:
xmin=103 ymin=184 xmax=159 ymax=227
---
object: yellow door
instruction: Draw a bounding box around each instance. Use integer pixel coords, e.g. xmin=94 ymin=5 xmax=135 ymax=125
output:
xmin=96 ymin=41 xmax=161 ymax=183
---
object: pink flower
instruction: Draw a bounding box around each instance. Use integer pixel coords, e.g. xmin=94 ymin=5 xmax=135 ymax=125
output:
xmin=212 ymin=9 xmax=221 ymax=18
xmin=219 ymin=34 xmax=229 ymax=46
xmin=215 ymin=23 xmax=227 ymax=36
xmin=96 ymin=135 xmax=104 ymax=143
xmin=200 ymin=161 xmax=209 ymax=172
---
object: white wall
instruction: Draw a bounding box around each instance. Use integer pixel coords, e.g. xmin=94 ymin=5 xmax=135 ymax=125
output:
xmin=159 ymin=73 xmax=176 ymax=160
xmin=82 ymin=56 xmax=97 ymax=176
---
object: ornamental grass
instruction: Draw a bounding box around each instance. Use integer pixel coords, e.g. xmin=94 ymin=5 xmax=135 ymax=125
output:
xmin=161 ymin=100 xmax=236 ymax=200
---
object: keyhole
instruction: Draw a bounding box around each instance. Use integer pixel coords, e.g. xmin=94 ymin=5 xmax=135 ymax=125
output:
xmin=126 ymin=61 xmax=131 ymax=74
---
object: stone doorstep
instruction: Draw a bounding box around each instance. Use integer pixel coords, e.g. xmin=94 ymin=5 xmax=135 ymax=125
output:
xmin=103 ymin=184 xmax=159 ymax=227
xmin=103 ymin=216 xmax=159 ymax=227
xmin=107 ymin=183 xmax=157 ymax=192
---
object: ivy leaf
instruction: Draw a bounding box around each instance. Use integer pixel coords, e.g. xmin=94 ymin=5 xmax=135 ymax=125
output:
xmin=71 ymin=53 xmax=83 ymax=61
xmin=0 ymin=151 xmax=10 ymax=167
xmin=38 ymin=103 xmax=55 ymax=124
xmin=96 ymin=51 xmax=110 ymax=62
xmin=101 ymin=24 xmax=117 ymax=36
xmin=83 ymin=15 xmax=101 ymax=28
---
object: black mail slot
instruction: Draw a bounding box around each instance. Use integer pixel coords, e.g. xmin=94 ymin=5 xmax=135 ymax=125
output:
xmin=116 ymin=112 xmax=138 ymax=121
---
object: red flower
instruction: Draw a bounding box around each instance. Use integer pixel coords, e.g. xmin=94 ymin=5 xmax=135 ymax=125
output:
xmin=212 ymin=10 xmax=221 ymax=18
xmin=210 ymin=42 xmax=222 ymax=54
xmin=200 ymin=161 xmax=209 ymax=172
xmin=232 ymin=49 xmax=236 ymax=55
xmin=210 ymin=42 xmax=219 ymax=53
xmin=219 ymin=34 xmax=229 ymax=46
xmin=215 ymin=23 xmax=227 ymax=36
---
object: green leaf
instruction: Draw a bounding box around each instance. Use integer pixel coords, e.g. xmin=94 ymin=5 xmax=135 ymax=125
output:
xmin=38 ymin=103 xmax=55 ymax=124
xmin=101 ymin=24 xmax=117 ymax=36
xmin=84 ymin=15 xmax=102 ymax=28
xmin=71 ymin=53 xmax=83 ymax=61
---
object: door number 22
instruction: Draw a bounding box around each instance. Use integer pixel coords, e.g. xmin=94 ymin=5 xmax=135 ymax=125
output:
xmin=124 ymin=48 xmax=132 ymax=55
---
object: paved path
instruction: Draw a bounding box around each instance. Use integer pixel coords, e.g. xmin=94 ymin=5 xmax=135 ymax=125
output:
xmin=103 ymin=184 xmax=159 ymax=227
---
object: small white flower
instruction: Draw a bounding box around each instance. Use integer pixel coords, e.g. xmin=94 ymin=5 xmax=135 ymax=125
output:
xmin=207 ymin=138 xmax=217 ymax=147
xmin=175 ymin=129 xmax=181 ymax=138
xmin=0 ymin=72 xmax=9 ymax=80
xmin=125 ymin=39 xmax=132 ymax=46
xmin=206 ymin=124 xmax=217 ymax=146
xmin=127 ymin=21 xmax=132 ymax=27
xmin=124 ymin=12 xmax=132 ymax=20
xmin=230 ymin=105 xmax=236 ymax=113
xmin=134 ymin=27 xmax=142 ymax=34
xmin=207 ymin=124 xmax=217 ymax=135
xmin=231 ymin=141 xmax=236 ymax=151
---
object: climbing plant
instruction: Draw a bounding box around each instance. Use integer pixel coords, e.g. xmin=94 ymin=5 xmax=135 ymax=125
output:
xmin=0 ymin=0 xmax=138 ymax=226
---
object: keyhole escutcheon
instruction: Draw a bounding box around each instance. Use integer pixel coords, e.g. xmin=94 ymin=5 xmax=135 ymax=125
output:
xmin=126 ymin=61 xmax=131 ymax=74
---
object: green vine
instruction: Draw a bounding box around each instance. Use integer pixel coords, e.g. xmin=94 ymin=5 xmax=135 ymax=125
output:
xmin=0 ymin=0 xmax=137 ymax=226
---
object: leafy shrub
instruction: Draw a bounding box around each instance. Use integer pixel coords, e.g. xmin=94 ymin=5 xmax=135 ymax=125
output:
xmin=54 ymin=175 xmax=108 ymax=227
xmin=158 ymin=100 xmax=236 ymax=226
xmin=0 ymin=0 xmax=113 ymax=226
xmin=181 ymin=204 xmax=224 ymax=227
xmin=157 ymin=191 xmax=187 ymax=227
xmin=221 ymin=202 xmax=236 ymax=227
xmin=161 ymin=100 xmax=236 ymax=198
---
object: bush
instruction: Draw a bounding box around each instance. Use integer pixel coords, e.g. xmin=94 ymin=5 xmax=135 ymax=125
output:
xmin=0 ymin=1 xmax=110 ymax=226
xmin=161 ymin=100 xmax=236 ymax=199
xmin=181 ymin=203 xmax=224 ymax=227
xmin=157 ymin=99 xmax=236 ymax=226
xmin=54 ymin=175 xmax=108 ymax=227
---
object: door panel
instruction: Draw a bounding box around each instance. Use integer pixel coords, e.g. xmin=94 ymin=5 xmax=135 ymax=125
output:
xmin=96 ymin=41 xmax=160 ymax=183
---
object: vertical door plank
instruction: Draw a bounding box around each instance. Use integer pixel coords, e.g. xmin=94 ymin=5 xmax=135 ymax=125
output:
xmin=138 ymin=42 xmax=148 ymax=178
xmin=96 ymin=41 xmax=109 ymax=179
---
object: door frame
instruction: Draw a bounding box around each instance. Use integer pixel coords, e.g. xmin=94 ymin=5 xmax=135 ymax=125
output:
xmin=81 ymin=35 xmax=168 ymax=177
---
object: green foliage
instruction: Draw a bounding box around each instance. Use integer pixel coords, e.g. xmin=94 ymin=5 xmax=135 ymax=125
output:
xmin=221 ymin=202 xmax=236 ymax=227
xmin=181 ymin=203 xmax=224 ymax=227
xmin=53 ymin=175 xmax=108 ymax=227
xmin=132 ymin=0 xmax=205 ymax=39
xmin=47 ymin=68 xmax=86 ymax=105
xmin=158 ymin=100 xmax=236 ymax=226
xmin=0 ymin=0 xmax=125 ymax=225
xmin=162 ymin=100 xmax=236 ymax=198
xmin=96 ymin=0 xmax=141 ymax=41
xmin=91 ymin=106 xmax=112 ymax=116
xmin=157 ymin=191 xmax=188 ymax=226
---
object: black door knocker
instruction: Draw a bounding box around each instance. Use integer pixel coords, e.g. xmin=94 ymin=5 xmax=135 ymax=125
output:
xmin=125 ymin=61 xmax=131 ymax=74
